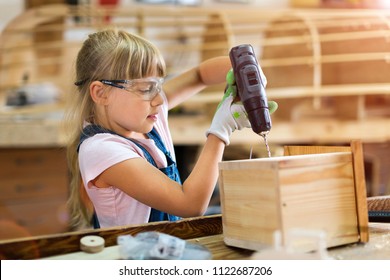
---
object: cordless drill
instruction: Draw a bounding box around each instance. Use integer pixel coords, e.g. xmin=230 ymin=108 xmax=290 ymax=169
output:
xmin=229 ymin=44 xmax=272 ymax=135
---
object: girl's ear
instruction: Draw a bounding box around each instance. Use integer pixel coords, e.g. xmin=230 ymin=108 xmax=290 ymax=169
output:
xmin=90 ymin=81 xmax=110 ymax=105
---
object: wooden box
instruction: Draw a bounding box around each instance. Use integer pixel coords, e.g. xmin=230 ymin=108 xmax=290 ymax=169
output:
xmin=218 ymin=141 xmax=369 ymax=251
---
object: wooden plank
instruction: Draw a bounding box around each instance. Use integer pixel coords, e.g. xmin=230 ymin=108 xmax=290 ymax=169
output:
xmin=279 ymin=154 xmax=360 ymax=249
xmin=283 ymin=141 xmax=370 ymax=243
xmin=218 ymin=165 xmax=282 ymax=250
xmin=168 ymin=116 xmax=390 ymax=145
xmin=367 ymin=195 xmax=390 ymax=222
xmin=0 ymin=215 xmax=222 ymax=260
xmin=180 ymin=84 xmax=390 ymax=103
xmin=350 ymin=140 xmax=370 ymax=242
xmin=40 ymin=222 xmax=390 ymax=260
xmin=1 ymin=213 xmax=388 ymax=260
xmin=367 ymin=195 xmax=390 ymax=211
xmin=284 ymin=144 xmax=351 ymax=156
xmin=39 ymin=223 xmax=390 ymax=260
xmin=42 ymin=234 xmax=254 ymax=260
xmin=262 ymin=30 xmax=390 ymax=47
xmin=0 ymin=115 xmax=388 ymax=148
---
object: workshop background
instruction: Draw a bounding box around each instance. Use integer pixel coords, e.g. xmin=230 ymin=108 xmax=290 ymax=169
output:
xmin=0 ymin=0 xmax=389 ymax=240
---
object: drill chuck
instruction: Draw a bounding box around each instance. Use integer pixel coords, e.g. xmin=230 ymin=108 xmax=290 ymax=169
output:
xmin=248 ymin=107 xmax=272 ymax=135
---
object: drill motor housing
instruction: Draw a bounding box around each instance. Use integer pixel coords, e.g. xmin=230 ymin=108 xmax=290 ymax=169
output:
xmin=229 ymin=44 xmax=272 ymax=135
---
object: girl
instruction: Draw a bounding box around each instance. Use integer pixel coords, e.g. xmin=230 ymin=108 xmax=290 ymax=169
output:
xmin=64 ymin=28 xmax=273 ymax=230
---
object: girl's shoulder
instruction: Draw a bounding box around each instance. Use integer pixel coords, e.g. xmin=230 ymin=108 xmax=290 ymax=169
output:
xmin=80 ymin=132 xmax=143 ymax=159
xmin=78 ymin=133 xmax=146 ymax=179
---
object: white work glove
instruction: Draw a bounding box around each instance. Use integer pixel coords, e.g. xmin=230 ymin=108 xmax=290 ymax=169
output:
xmin=206 ymin=68 xmax=277 ymax=145
xmin=206 ymin=69 xmax=251 ymax=145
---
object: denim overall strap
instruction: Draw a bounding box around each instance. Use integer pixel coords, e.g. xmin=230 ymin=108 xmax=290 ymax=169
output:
xmin=147 ymin=128 xmax=182 ymax=185
xmin=78 ymin=124 xmax=180 ymax=227
xmin=146 ymin=129 xmax=181 ymax=222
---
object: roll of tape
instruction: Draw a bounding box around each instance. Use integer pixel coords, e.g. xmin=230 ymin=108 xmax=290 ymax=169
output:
xmin=80 ymin=235 xmax=105 ymax=253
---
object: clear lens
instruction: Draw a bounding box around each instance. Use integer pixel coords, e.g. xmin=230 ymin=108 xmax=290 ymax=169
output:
xmin=101 ymin=77 xmax=164 ymax=100
xmin=124 ymin=78 xmax=163 ymax=100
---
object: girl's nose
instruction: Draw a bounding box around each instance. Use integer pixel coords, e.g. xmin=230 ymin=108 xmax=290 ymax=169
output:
xmin=151 ymin=91 xmax=164 ymax=106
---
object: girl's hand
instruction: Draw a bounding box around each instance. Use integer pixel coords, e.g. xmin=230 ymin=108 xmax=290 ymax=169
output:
xmin=206 ymin=69 xmax=278 ymax=145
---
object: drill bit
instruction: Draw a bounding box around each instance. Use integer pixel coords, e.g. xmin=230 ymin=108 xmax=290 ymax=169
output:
xmin=261 ymin=131 xmax=271 ymax=158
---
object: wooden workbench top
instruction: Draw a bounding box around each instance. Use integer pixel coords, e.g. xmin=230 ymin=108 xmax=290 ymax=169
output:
xmin=0 ymin=215 xmax=389 ymax=260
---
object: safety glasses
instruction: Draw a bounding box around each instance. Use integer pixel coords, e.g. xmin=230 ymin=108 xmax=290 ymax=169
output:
xmin=100 ymin=77 xmax=164 ymax=101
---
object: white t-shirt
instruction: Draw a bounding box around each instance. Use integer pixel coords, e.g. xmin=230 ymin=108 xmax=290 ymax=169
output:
xmin=78 ymin=92 xmax=176 ymax=228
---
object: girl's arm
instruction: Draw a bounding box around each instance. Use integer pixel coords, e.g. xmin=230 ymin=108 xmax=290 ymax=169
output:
xmin=163 ymin=56 xmax=232 ymax=110
xmin=93 ymin=134 xmax=224 ymax=217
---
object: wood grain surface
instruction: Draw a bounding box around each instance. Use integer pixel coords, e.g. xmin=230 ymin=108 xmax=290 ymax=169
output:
xmin=0 ymin=215 xmax=222 ymax=260
xmin=367 ymin=195 xmax=390 ymax=223
xmin=368 ymin=196 xmax=390 ymax=211
xmin=1 ymin=213 xmax=389 ymax=260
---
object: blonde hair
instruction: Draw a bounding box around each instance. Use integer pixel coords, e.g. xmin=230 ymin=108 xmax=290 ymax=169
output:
xmin=64 ymin=28 xmax=166 ymax=229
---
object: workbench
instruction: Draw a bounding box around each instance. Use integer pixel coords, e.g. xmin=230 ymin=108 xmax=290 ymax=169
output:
xmin=0 ymin=214 xmax=389 ymax=260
